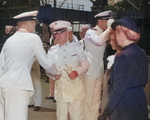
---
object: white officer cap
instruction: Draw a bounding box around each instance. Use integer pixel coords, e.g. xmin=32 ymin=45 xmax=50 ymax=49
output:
xmin=49 ymin=21 xmax=55 ymax=29
xmin=94 ymin=10 xmax=112 ymax=20
xmin=13 ymin=10 xmax=38 ymax=22
xmin=53 ymin=20 xmax=71 ymax=34
xmin=49 ymin=21 xmax=56 ymax=32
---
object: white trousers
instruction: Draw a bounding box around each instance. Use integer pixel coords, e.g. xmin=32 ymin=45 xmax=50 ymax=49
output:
xmin=83 ymin=75 xmax=103 ymax=120
xmin=30 ymin=72 xmax=42 ymax=106
xmin=0 ymin=88 xmax=30 ymax=120
xmin=30 ymin=60 xmax=42 ymax=106
xmin=56 ymin=99 xmax=84 ymax=120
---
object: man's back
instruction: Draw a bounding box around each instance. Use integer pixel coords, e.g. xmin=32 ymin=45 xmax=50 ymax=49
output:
xmin=0 ymin=31 xmax=43 ymax=91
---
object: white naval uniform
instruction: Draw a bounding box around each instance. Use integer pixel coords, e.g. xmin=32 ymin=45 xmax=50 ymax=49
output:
xmin=30 ymin=58 xmax=42 ymax=107
xmin=0 ymin=31 xmax=59 ymax=120
xmin=83 ymin=25 xmax=110 ymax=120
xmin=47 ymin=41 xmax=89 ymax=120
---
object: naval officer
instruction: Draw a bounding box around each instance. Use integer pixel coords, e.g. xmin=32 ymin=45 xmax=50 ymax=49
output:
xmin=83 ymin=10 xmax=114 ymax=120
xmin=0 ymin=11 xmax=61 ymax=120
xmin=47 ymin=20 xmax=90 ymax=120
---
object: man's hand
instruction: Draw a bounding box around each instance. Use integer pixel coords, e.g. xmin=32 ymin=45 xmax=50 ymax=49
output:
xmin=68 ymin=71 xmax=78 ymax=80
xmin=54 ymin=74 xmax=61 ymax=80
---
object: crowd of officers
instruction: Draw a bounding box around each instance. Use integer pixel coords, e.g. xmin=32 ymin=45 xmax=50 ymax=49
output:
xmin=0 ymin=9 xmax=149 ymax=120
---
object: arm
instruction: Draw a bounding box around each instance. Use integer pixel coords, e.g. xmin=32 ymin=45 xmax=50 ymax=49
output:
xmin=85 ymin=19 xmax=114 ymax=46
xmin=33 ymin=35 xmax=59 ymax=78
xmin=47 ymin=48 xmax=61 ymax=80
xmin=84 ymin=28 xmax=111 ymax=46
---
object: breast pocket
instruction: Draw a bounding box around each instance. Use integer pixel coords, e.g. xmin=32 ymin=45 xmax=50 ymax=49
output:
xmin=67 ymin=55 xmax=79 ymax=69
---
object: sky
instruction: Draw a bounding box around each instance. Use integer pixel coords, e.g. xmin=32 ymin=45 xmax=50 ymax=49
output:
xmin=45 ymin=0 xmax=93 ymax=11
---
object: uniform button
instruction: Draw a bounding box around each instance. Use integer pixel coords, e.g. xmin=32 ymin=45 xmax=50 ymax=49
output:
xmin=64 ymin=57 xmax=66 ymax=58
xmin=63 ymin=50 xmax=66 ymax=51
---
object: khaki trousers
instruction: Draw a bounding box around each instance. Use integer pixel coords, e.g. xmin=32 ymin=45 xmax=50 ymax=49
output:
xmin=0 ymin=88 xmax=30 ymax=120
xmin=83 ymin=75 xmax=103 ymax=120
xmin=56 ymin=99 xmax=84 ymax=120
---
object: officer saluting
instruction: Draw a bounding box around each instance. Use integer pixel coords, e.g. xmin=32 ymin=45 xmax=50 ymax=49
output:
xmin=0 ymin=11 xmax=61 ymax=120
xmin=83 ymin=10 xmax=114 ymax=120
xmin=47 ymin=20 xmax=90 ymax=120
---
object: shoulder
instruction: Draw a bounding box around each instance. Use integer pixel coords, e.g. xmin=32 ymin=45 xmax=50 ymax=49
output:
xmin=115 ymin=53 xmax=128 ymax=61
xmin=69 ymin=41 xmax=81 ymax=48
xmin=84 ymin=27 xmax=102 ymax=38
xmin=84 ymin=29 xmax=96 ymax=38
xmin=86 ymin=28 xmax=96 ymax=34
xmin=114 ymin=53 xmax=131 ymax=71
xmin=30 ymin=33 xmax=41 ymax=39
xmin=47 ymin=44 xmax=59 ymax=56
xmin=49 ymin=44 xmax=59 ymax=51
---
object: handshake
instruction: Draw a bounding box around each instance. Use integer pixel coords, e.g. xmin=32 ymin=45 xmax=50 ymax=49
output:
xmin=54 ymin=65 xmax=79 ymax=80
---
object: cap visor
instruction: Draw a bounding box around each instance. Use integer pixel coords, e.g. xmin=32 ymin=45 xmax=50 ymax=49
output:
xmin=53 ymin=28 xmax=67 ymax=34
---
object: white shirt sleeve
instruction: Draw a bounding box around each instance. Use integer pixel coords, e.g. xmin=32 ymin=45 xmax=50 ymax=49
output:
xmin=32 ymin=35 xmax=59 ymax=77
xmin=85 ymin=28 xmax=111 ymax=46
